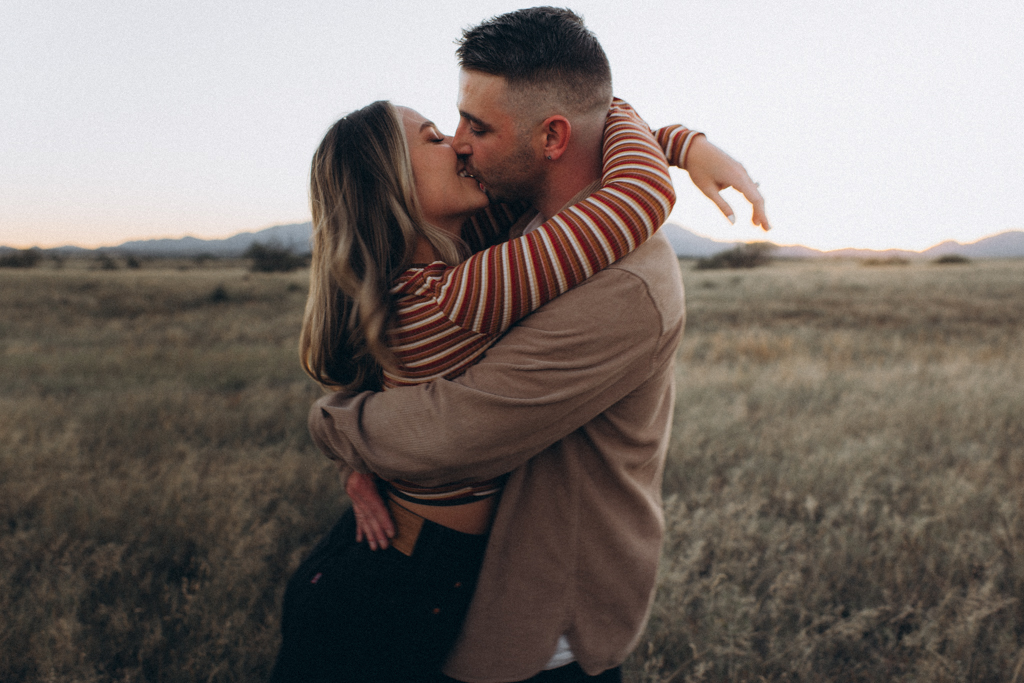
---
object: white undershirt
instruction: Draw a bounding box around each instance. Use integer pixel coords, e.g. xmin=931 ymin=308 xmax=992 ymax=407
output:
xmin=522 ymin=212 xmax=545 ymax=235
xmin=544 ymin=635 xmax=576 ymax=670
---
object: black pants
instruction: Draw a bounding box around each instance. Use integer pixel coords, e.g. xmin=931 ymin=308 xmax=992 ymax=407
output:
xmin=521 ymin=664 xmax=622 ymax=682
xmin=271 ymin=507 xmax=488 ymax=683
xmin=442 ymin=663 xmax=622 ymax=682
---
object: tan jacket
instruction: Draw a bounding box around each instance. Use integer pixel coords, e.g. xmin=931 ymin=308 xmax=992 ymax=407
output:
xmin=309 ymin=232 xmax=685 ymax=682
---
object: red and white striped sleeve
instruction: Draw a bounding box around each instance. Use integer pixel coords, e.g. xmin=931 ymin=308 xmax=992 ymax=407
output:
xmin=654 ymin=124 xmax=705 ymax=171
xmin=428 ymin=98 xmax=675 ymax=337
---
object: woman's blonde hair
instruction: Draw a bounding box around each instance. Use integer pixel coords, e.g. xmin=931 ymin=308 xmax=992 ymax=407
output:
xmin=300 ymin=101 xmax=466 ymax=390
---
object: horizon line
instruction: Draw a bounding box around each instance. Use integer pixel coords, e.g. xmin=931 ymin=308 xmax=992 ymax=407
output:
xmin=3 ymin=224 xmax=1022 ymax=255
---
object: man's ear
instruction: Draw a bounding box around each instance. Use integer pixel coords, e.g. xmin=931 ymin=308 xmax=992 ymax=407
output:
xmin=540 ymin=115 xmax=571 ymax=161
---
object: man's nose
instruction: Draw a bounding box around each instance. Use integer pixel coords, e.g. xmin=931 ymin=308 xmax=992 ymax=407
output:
xmin=452 ymin=120 xmax=473 ymax=155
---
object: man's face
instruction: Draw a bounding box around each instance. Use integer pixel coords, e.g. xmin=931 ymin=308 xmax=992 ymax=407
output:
xmin=453 ymin=69 xmax=545 ymax=204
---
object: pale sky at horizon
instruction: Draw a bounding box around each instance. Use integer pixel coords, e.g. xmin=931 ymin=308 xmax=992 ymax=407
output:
xmin=2 ymin=0 xmax=1022 ymax=251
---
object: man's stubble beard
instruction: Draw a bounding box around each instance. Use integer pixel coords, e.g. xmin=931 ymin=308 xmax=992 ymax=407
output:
xmin=477 ymin=136 xmax=546 ymax=206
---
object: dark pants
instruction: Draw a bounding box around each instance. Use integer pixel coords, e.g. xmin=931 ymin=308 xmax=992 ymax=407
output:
xmin=443 ymin=663 xmax=622 ymax=682
xmin=271 ymin=507 xmax=488 ymax=683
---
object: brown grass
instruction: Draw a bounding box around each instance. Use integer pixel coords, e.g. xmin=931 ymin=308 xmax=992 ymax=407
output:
xmin=2 ymin=258 xmax=1023 ymax=682
xmin=630 ymin=259 xmax=1024 ymax=682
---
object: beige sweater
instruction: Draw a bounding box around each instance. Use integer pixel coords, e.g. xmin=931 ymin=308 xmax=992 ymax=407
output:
xmin=309 ymin=232 xmax=685 ymax=682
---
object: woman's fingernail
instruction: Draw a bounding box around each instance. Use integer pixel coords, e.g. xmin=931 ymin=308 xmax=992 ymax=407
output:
xmin=727 ymin=214 xmax=735 ymax=224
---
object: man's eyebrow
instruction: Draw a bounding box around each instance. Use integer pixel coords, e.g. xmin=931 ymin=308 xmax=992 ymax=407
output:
xmin=458 ymin=110 xmax=488 ymax=128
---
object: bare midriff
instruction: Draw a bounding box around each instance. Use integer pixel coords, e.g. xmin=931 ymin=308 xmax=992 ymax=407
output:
xmin=387 ymin=492 xmax=497 ymax=536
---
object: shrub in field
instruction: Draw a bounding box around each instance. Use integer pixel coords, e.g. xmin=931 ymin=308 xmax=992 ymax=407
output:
xmin=695 ymin=242 xmax=774 ymax=270
xmin=862 ymin=256 xmax=909 ymax=266
xmin=245 ymin=242 xmax=306 ymax=273
xmin=209 ymin=284 xmax=230 ymax=303
xmin=934 ymin=253 xmax=970 ymax=264
xmin=95 ymin=252 xmax=119 ymax=270
xmin=0 ymin=247 xmax=43 ymax=268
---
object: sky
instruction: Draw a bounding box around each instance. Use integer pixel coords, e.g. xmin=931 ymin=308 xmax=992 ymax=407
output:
xmin=2 ymin=0 xmax=1022 ymax=252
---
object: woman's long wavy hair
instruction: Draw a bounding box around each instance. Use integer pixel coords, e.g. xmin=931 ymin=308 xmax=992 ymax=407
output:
xmin=300 ymin=101 xmax=466 ymax=391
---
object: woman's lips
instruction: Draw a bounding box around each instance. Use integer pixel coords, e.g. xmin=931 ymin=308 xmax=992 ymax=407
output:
xmin=459 ymin=167 xmax=485 ymax=192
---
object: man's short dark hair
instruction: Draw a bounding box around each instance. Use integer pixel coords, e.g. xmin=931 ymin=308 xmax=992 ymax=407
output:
xmin=456 ymin=7 xmax=612 ymax=115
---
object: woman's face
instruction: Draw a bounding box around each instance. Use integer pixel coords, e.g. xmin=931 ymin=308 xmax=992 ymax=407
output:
xmin=398 ymin=107 xmax=489 ymax=234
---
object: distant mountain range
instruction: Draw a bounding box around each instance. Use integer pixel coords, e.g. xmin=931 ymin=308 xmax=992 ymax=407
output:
xmin=5 ymin=223 xmax=1024 ymax=260
xmin=18 ymin=222 xmax=315 ymax=259
xmin=655 ymin=225 xmax=1024 ymax=260
xmin=756 ymin=230 xmax=1024 ymax=261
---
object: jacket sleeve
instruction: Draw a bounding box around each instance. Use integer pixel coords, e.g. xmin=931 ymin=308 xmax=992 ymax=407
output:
xmin=308 ymin=262 xmax=674 ymax=486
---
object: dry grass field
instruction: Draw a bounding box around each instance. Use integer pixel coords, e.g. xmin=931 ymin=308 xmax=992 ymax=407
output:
xmin=1 ymin=257 xmax=1022 ymax=682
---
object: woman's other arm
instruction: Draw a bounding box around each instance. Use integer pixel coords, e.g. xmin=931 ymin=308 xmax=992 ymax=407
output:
xmin=344 ymin=469 xmax=395 ymax=550
xmin=654 ymin=124 xmax=770 ymax=231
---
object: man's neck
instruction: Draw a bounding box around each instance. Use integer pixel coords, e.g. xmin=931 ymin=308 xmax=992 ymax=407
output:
xmin=531 ymin=138 xmax=603 ymax=220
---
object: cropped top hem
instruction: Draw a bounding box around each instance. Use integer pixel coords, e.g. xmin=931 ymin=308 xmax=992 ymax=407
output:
xmin=384 ymin=475 xmax=508 ymax=507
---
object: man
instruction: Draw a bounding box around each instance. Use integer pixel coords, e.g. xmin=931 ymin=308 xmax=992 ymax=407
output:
xmin=310 ymin=8 xmax=768 ymax=682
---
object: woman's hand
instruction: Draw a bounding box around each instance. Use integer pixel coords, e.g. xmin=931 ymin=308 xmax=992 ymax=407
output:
xmin=343 ymin=469 xmax=395 ymax=551
xmin=685 ymin=135 xmax=771 ymax=232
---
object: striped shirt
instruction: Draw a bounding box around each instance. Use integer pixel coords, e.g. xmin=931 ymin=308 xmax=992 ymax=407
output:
xmin=384 ymin=98 xmax=695 ymax=388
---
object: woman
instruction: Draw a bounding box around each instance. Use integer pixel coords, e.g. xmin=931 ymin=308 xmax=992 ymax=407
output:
xmin=271 ymin=98 xmax=695 ymax=682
